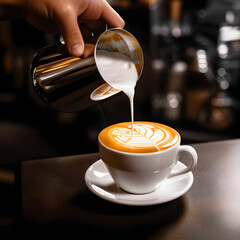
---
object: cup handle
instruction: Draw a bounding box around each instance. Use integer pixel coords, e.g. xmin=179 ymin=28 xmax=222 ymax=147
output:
xmin=169 ymin=145 xmax=198 ymax=178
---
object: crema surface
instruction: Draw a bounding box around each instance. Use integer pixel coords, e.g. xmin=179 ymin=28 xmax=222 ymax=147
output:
xmin=99 ymin=122 xmax=179 ymax=153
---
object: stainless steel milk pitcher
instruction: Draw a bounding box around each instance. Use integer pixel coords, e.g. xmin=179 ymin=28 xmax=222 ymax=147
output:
xmin=31 ymin=28 xmax=143 ymax=112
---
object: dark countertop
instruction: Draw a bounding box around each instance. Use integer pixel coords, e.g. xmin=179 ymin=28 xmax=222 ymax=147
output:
xmin=13 ymin=139 xmax=240 ymax=239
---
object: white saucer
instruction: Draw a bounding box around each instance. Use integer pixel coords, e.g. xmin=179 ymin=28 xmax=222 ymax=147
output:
xmin=85 ymin=160 xmax=194 ymax=206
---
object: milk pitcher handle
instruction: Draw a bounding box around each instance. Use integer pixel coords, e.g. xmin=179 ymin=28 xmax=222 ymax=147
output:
xmin=169 ymin=145 xmax=198 ymax=178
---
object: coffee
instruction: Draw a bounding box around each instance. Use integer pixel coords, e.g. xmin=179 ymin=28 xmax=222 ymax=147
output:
xmin=99 ymin=121 xmax=179 ymax=153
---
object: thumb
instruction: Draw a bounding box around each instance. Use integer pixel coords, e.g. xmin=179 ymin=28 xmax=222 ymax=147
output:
xmin=57 ymin=13 xmax=84 ymax=56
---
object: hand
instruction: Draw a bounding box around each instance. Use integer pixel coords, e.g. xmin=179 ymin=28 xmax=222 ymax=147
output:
xmin=1 ymin=0 xmax=124 ymax=56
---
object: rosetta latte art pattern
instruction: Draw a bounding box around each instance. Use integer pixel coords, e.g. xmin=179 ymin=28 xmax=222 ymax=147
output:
xmin=99 ymin=122 xmax=179 ymax=153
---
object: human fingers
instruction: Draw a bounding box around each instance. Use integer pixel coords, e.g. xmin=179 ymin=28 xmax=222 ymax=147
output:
xmin=79 ymin=0 xmax=124 ymax=29
xmin=82 ymin=43 xmax=95 ymax=58
xmin=98 ymin=1 xmax=125 ymax=28
xmin=55 ymin=7 xmax=85 ymax=56
xmin=54 ymin=0 xmax=124 ymax=56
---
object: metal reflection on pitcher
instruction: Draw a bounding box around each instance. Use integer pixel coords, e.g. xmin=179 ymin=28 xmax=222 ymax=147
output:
xmin=31 ymin=28 xmax=143 ymax=112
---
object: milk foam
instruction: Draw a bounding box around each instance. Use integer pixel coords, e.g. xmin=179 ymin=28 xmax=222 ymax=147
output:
xmin=99 ymin=122 xmax=179 ymax=153
xmin=96 ymin=50 xmax=138 ymax=136
xmin=96 ymin=50 xmax=138 ymax=96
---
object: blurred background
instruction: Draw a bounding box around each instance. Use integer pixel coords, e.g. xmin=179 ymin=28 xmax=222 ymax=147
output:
xmin=0 ymin=0 xmax=239 ymax=236
xmin=0 ymin=0 xmax=239 ymax=165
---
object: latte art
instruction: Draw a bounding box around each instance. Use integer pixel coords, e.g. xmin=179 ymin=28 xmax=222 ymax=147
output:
xmin=99 ymin=122 xmax=179 ymax=153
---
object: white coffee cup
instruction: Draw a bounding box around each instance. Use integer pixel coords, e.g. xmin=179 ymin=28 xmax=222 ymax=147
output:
xmin=98 ymin=122 xmax=198 ymax=194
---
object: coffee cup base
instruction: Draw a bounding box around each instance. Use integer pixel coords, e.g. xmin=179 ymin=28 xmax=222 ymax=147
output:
xmin=85 ymin=159 xmax=194 ymax=206
xmin=118 ymin=186 xmax=157 ymax=195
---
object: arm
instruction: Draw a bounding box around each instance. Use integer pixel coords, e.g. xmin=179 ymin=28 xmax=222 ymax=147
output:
xmin=0 ymin=0 xmax=125 ymax=56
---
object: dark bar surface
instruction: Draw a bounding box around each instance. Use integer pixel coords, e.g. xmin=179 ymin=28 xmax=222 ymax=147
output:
xmin=16 ymin=139 xmax=240 ymax=240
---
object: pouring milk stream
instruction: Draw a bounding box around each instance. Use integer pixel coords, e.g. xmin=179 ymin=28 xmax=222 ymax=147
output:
xmin=95 ymin=49 xmax=138 ymax=139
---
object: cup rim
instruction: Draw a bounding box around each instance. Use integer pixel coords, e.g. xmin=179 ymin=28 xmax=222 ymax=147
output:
xmin=98 ymin=131 xmax=181 ymax=156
